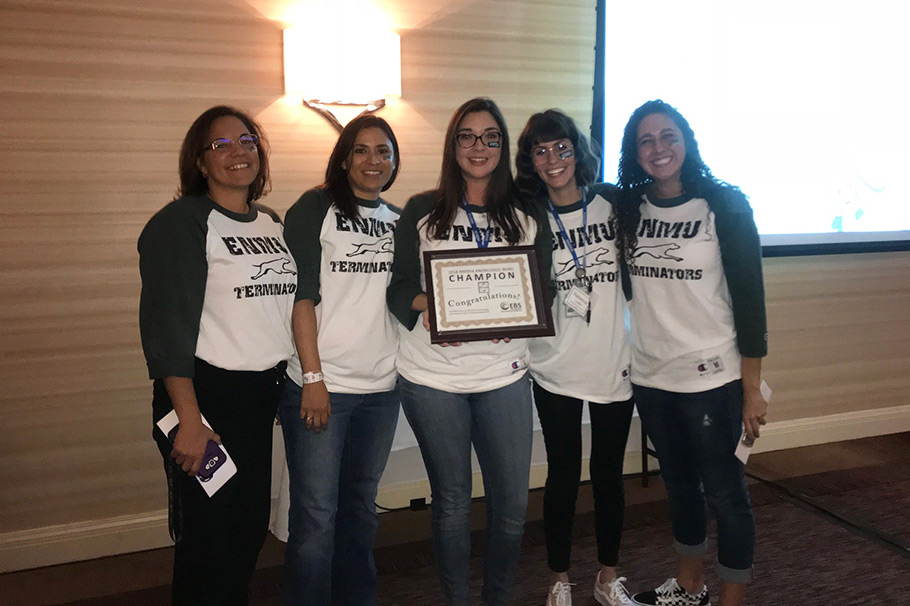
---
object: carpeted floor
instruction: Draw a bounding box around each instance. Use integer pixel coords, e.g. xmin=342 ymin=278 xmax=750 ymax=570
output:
xmin=371 ymin=483 xmax=910 ymax=605
xmin=4 ymin=434 xmax=910 ymax=606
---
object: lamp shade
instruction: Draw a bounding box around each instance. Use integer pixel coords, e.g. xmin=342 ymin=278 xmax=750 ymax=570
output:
xmin=284 ymin=27 xmax=401 ymax=106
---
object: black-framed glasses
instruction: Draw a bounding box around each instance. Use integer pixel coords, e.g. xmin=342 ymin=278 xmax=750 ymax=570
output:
xmin=206 ymin=134 xmax=259 ymax=153
xmin=455 ymin=131 xmax=502 ymax=149
xmin=531 ymin=141 xmax=574 ymax=165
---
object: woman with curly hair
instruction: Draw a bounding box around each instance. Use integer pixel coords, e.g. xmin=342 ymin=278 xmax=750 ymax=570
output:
xmin=139 ymin=106 xmax=295 ymax=605
xmin=387 ymin=97 xmax=551 ymax=606
xmin=615 ymin=100 xmax=768 ymax=606
xmin=515 ymin=109 xmax=635 ymax=606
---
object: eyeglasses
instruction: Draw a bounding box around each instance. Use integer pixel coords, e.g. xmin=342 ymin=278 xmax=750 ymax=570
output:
xmin=206 ymin=134 xmax=259 ymax=153
xmin=455 ymin=131 xmax=502 ymax=149
xmin=531 ymin=141 xmax=575 ymax=165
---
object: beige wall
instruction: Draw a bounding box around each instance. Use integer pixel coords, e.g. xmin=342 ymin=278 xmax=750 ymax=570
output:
xmin=1 ymin=0 xmax=908 ymax=570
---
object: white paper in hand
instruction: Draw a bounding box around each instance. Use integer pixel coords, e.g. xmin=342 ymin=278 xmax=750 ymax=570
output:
xmin=735 ymin=380 xmax=772 ymax=464
xmin=156 ymin=410 xmax=237 ymax=497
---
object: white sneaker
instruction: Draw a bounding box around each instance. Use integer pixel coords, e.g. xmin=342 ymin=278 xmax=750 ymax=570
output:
xmin=594 ymin=574 xmax=634 ymax=606
xmin=546 ymin=580 xmax=574 ymax=606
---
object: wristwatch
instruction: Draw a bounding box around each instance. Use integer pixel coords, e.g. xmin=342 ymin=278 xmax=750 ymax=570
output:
xmin=302 ymin=371 xmax=324 ymax=384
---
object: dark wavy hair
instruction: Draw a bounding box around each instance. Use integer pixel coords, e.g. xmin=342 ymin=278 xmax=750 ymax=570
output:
xmin=177 ymin=105 xmax=271 ymax=203
xmin=515 ymin=109 xmax=600 ymax=203
xmin=323 ymin=114 xmax=400 ymax=220
xmin=615 ymin=99 xmax=738 ymax=261
xmin=425 ymin=97 xmax=524 ymax=244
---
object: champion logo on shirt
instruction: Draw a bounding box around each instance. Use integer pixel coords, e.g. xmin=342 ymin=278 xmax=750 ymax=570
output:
xmin=510 ymin=359 xmax=527 ymax=372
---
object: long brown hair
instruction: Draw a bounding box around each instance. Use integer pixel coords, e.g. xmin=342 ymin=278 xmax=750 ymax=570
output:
xmin=323 ymin=114 xmax=400 ymax=220
xmin=176 ymin=105 xmax=271 ymax=203
xmin=425 ymin=98 xmax=524 ymax=244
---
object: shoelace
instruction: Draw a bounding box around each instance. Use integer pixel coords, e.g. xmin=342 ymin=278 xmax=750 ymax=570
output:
xmin=608 ymin=576 xmax=633 ymax=604
xmin=655 ymin=577 xmax=680 ymax=596
xmin=550 ymin=581 xmax=575 ymax=606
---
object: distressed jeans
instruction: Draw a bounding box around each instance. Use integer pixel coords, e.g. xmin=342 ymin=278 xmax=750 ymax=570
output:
xmin=634 ymin=380 xmax=755 ymax=584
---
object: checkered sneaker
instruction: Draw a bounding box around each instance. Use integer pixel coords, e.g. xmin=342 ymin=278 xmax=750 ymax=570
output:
xmin=631 ymin=578 xmax=710 ymax=606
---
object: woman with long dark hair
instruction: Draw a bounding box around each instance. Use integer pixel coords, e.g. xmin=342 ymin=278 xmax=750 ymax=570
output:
xmin=615 ymin=100 xmax=768 ymax=606
xmin=139 ymin=105 xmax=295 ymax=605
xmin=516 ymin=109 xmax=635 ymax=606
xmin=387 ymin=97 xmax=550 ymax=606
xmin=279 ymin=114 xmax=402 ymax=606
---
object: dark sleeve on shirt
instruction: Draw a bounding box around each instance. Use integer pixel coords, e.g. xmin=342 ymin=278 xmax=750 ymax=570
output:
xmin=713 ymin=189 xmax=769 ymax=358
xmin=526 ymin=202 xmax=555 ymax=306
xmin=387 ymin=193 xmax=434 ymax=330
xmin=284 ymin=188 xmax=333 ymax=304
xmin=138 ymin=197 xmax=210 ymax=379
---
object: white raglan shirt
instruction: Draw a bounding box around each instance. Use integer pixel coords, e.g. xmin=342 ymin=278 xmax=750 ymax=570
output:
xmin=285 ymin=194 xmax=400 ymax=393
xmin=529 ymin=188 xmax=632 ymax=402
xmin=627 ymin=195 xmax=741 ymax=392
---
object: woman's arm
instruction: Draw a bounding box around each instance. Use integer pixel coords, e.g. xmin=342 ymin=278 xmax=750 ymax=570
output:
xmin=163 ymin=376 xmax=219 ymax=476
xmin=741 ymin=356 xmax=767 ymax=440
xmin=292 ymin=299 xmax=331 ymax=432
xmin=388 ymin=195 xmax=434 ymax=329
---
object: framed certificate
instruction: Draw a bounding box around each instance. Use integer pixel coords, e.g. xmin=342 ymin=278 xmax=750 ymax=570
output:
xmin=423 ymin=245 xmax=555 ymax=344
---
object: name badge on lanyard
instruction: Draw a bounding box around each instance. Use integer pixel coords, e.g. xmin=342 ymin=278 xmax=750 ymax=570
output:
xmin=549 ymin=191 xmax=594 ymax=323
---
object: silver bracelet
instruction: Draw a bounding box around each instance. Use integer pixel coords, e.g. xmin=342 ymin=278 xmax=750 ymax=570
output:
xmin=302 ymin=371 xmax=324 ymax=384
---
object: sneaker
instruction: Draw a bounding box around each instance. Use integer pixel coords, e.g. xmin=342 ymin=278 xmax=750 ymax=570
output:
xmin=631 ymin=578 xmax=710 ymax=606
xmin=546 ymin=580 xmax=574 ymax=606
xmin=594 ymin=574 xmax=634 ymax=606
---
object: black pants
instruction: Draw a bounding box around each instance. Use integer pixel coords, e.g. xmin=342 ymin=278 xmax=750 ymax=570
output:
xmin=533 ymin=382 xmax=634 ymax=573
xmin=152 ymin=359 xmax=284 ymax=606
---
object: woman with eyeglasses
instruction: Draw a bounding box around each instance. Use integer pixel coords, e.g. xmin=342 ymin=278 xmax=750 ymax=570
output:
xmin=138 ymin=105 xmax=295 ymax=605
xmin=615 ymin=100 xmax=768 ymax=606
xmin=387 ymin=97 xmax=551 ymax=606
xmin=515 ymin=110 xmax=635 ymax=606
xmin=278 ymin=114 xmax=402 ymax=606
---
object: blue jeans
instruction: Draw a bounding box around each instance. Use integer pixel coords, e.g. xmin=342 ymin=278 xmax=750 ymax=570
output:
xmin=634 ymin=380 xmax=755 ymax=584
xmin=279 ymin=379 xmax=400 ymax=606
xmin=400 ymin=374 xmax=533 ymax=606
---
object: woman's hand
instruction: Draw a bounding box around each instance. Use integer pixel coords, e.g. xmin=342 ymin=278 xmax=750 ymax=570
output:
xmin=301 ymin=381 xmax=331 ymax=433
xmin=491 ymin=337 xmax=511 ymax=344
xmin=741 ymin=356 xmax=767 ymax=440
xmin=171 ymin=419 xmax=220 ymax=476
xmin=420 ymin=299 xmax=462 ymax=346
xmin=742 ymin=385 xmax=768 ymax=440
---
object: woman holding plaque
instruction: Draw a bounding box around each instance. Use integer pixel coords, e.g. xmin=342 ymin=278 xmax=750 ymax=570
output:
xmin=515 ymin=109 xmax=635 ymax=606
xmin=387 ymin=97 xmax=551 ymax=606
xmin=279 ymin=114 xmax=402 ymax=606
xmin=138 ymin=106 xmax=295 ymax=605
xmin=615 ymin=100 xmax=768 ymax=606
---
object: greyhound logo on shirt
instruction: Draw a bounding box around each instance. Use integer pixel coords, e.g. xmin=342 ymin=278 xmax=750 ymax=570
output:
xmin=251 ymin=257 xmax=297 ymax=280
xmin=346 ymin=238 xmax=393 ymax=257
xmin=554 ymin=247 xmax=615 ymax=277
xmin=632 ymin=243 xmax=683 ymax=262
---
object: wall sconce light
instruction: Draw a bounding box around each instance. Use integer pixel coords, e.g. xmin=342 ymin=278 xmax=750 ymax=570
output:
xmin=284 ymin=27 xmax=401 ymax=132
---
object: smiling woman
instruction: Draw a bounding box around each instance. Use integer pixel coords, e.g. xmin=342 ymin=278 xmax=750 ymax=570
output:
xmin=278 ymin=114 xmax=403 ymax=606
xmin=386 ymin=97 xmax=553 ymax=606
xmin=137 ymin=105 xmax=295 ymax=605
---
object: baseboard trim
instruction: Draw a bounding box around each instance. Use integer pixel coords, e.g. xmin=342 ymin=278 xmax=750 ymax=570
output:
xmin=3 ymin=404 xmax=909 ymax=573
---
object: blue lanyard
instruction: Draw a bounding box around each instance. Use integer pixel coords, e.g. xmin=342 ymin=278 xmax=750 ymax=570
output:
xmin=461 ymin=200 xmax=492 ymax=248
xmin=547 ymin=188 xmax=588 ymax=278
